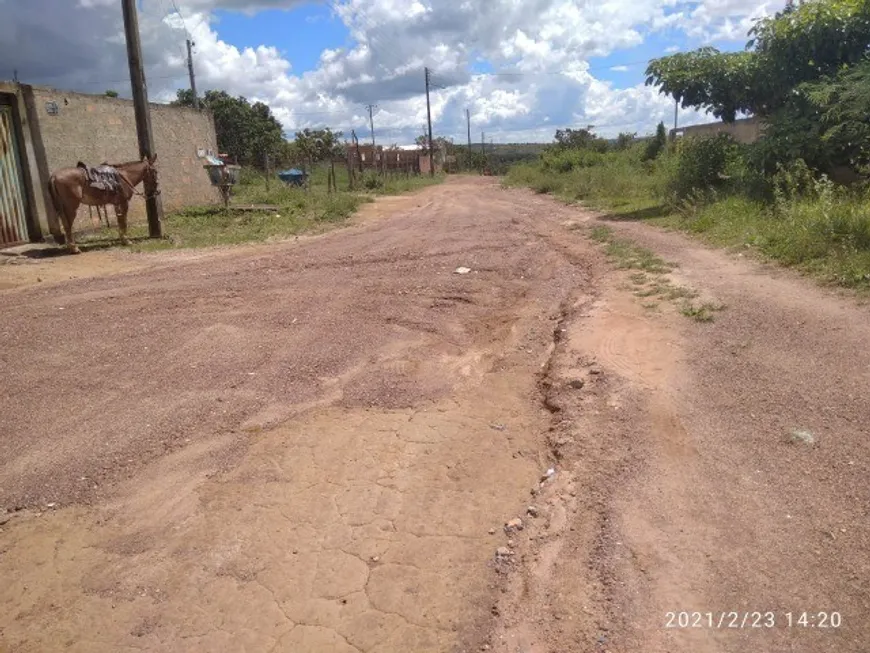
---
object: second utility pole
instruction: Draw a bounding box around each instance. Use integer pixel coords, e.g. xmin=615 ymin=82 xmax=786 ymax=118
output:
xmin=466 ymin=108 xmax=472 ymax=169
xmin=366 ymin=104 xmax=377 ymax=149
xmin=424 ymin=67 xmax=434 ymax=176
xmin=122 ymin=0 xmax=163 ymax=238
xmin=186 ymin=38 xmax=199 ymax=109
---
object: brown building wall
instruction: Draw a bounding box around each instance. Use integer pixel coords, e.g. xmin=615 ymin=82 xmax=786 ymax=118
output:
xmin=671 ymin=116 xmax=764 ymax=144
xmin=30 ymin=86 xmax=220 ymax=225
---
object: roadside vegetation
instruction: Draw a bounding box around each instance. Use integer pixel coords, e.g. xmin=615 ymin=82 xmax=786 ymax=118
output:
xmin=76 ymin=153 xmax=442 ymax=251
xmin=61 ymin=89 xmax=440 ymax=250
xmin=506 ymin=0 xmax=870 ymax=292
xmin=120 ymin=167 xmax=442 ymax=250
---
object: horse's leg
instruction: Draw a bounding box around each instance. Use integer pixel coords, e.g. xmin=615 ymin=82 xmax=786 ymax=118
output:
xmin=61 ymin=204 xmax=80 ymax=254
xmin=117 ymin=198 xmax=131 ymax=245
xmin=58 ymin=188 xmax=81 ymax=254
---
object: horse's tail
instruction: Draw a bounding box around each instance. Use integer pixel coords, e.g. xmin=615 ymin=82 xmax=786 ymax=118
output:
xmin=47 ymin=175 xmax=69 ymax=244
xmin=47 ymin=175 xmax=62 ymax=217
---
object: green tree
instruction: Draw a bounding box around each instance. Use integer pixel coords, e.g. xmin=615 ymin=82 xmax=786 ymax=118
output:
xmin=554 ymin=126 xmax=595 ymax=149
xmin=553 ymin=126 xmax=610 ymax=152
xmin=645 ymin=0 xmax=870 ymax=121
xmin=104 ymin=90 xmax=119 ymax=98
xmin=802 ymin=58 xmax=870 ymax=170
xmin=644 ymin=0 xmax=870 ymax=172
xmin=292 ymin=128 xmax=344 ymax=167
xmin=415 ymin=134 xmax=451 ymax=154
xmin=171 ymin=89 xmax=284 ymax=168
xmin=615 ymin=132 xmax=636 ymax=151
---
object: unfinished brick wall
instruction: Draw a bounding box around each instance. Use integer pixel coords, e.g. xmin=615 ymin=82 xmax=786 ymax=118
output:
xmin=31 ymin=87 xmax=220 ymax=224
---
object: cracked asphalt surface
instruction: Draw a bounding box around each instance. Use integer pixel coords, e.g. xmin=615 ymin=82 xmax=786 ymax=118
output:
xmin=2 ymin=177 xmax=869 ymax=653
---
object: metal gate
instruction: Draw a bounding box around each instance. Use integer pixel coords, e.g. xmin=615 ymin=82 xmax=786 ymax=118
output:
xmin=0 ymin=102 xmax=30 ymax=247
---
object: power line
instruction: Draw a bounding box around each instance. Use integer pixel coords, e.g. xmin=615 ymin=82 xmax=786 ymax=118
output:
xmin=168 ymin=0 xmax=191 ymax=37
xmin=1 ymin=70 xmax=186 ymax=88
xmin=154 ymin=0 xmax=192 ymax=68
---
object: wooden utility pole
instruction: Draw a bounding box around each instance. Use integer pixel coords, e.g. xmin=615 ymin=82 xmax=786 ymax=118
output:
xmin=186 ymin=39 xmax=199 ymax=109
xmin=466 ymin=108 xmax=472 ymax=169
xmin=673 ymin=97 xmax=679 ymax=133
xmin=122 ymin=0 xmax=163 ymax=238
xmin=481 ymin=131 xmax=485 ymax=156
xmin=424 ymin=67 xmax=434 ymax=176
xmin=366 ymin=104 xmax=377 ymax=149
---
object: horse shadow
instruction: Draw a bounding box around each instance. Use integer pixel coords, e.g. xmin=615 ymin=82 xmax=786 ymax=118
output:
xmin=10 ymin=235 xmax=152 ymax=257
xmin=76 ymin=235 xmax=152 ymax=253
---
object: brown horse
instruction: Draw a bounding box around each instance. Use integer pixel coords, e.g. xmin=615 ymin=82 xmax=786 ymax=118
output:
xmin=47 ymin=155 xmax=157 ymax=254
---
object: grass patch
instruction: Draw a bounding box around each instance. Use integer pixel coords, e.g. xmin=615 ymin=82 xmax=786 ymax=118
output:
xmin=679 ymin=301 xmax=724 ymax=322
xmin=80 ymin=167 xmax=444 ymax=251
xmin=505 ymin=146 xmax=870 ymax=293
xmin=587 ymin=225 xmax=674 ymax=273
xmin=586 ymin=223 xmax=713 ymax=320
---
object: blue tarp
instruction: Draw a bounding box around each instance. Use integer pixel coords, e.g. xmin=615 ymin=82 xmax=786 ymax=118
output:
xmin=277 ymin=168 xmax=308 ymax=186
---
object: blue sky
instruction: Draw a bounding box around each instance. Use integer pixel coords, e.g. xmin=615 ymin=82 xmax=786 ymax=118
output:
xmin=211 ymin=5 xmax=349 ymax=74
xmin=3 ymin=0 xmax=783 ymax=143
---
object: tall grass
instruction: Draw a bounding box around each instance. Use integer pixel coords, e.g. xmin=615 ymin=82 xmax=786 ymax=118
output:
xmin=505 ymin=143 xmax=668 ymax=214
xmin=505 ymin=143 xmax=870 ymax=290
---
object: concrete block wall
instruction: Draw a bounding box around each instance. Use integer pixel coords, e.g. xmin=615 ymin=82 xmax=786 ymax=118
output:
xmin=31 ymin=87 xmax=220 ymax=224
xmin=671 ymin=116 xmax=765 ymax=145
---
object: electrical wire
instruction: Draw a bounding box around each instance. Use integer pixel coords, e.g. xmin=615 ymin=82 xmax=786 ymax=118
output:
xmin=154 ymin=0 xmax=191 ymax=66
xmin=168 ymin=0 xmax=191 ymax=37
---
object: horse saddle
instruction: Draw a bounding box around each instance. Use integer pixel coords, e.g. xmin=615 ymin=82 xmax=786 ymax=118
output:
xmin=77 ymin=162 xmax=125 ymax=194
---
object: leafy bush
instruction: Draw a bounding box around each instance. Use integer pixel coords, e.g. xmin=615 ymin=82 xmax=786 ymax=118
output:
xmin=667 ymin=135 xmax=737 ymax=199
xmin=615 ymin=132 xmax=637 ymax=151
xmin=642 ymin=122 xmax=668 ymax=161
xmin=771 ymin=158 xmax=817 ymax=206
xmin=541 ymin=148 xmax=607 ymax=173
xmin=361 ymin=172 xmax=385 ymax=190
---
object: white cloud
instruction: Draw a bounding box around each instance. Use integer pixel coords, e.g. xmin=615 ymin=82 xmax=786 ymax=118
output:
xmin=2 ymin=0 xmax=772 ymax=144
xmin=610 ymin=65 xmax=630 ymax=72
xmin=680 ymin=0 xmax=783 ymax=42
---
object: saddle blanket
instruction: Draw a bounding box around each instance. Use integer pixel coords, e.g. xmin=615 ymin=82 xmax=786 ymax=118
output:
xmin=77 ymin=162 xmax=124 ymax=194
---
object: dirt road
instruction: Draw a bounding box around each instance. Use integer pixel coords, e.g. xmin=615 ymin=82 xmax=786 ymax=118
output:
xmin=1 ymin=178 xmax=868 ymax=652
